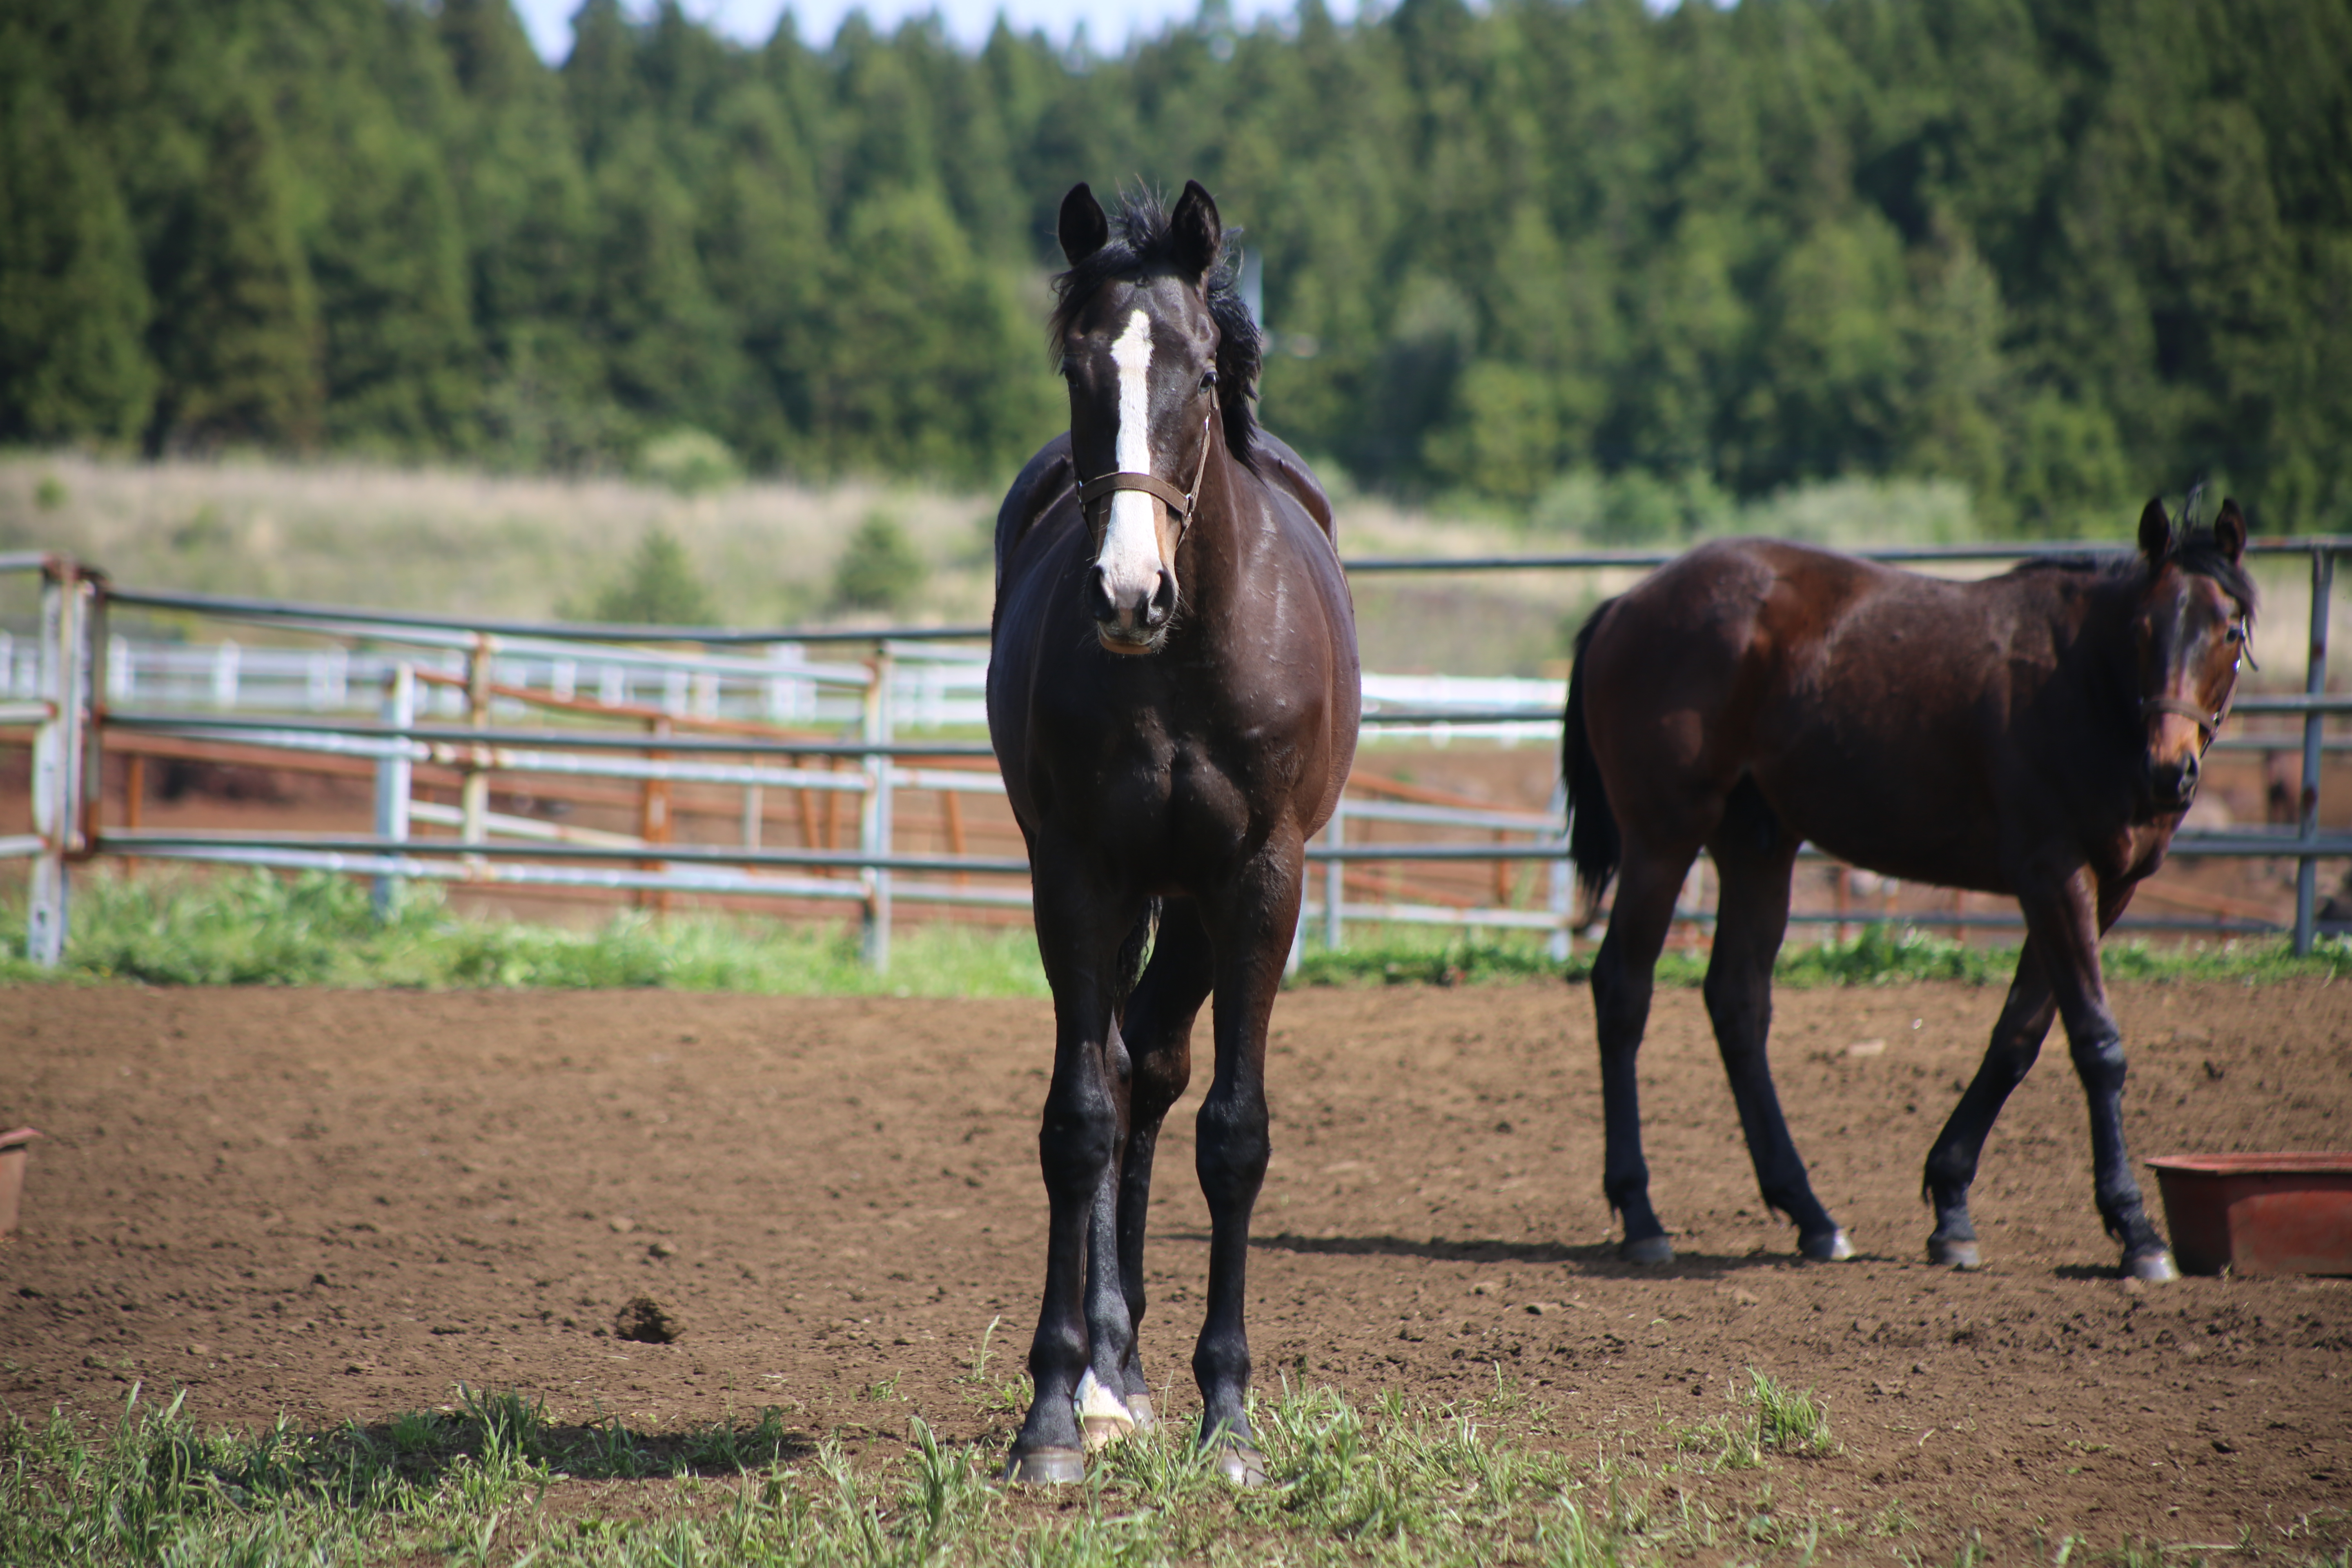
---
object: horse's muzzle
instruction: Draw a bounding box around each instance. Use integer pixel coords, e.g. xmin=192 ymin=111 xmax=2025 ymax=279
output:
xmin=2145 ymin=751 xmax=2201 ymax=813
xmin=1090 ymin=564 xmax=1176 ymax=653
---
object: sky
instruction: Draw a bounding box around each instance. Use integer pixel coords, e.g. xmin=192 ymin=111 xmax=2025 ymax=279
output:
xmin=507 ymin=0 xmax=1305 ymax=60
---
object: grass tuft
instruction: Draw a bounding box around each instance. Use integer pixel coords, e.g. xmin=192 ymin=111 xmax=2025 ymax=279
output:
xmin=1744 ymin=1369 xmax=1835 ymax=1459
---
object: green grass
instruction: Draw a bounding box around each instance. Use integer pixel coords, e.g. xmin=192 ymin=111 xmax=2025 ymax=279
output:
xmin=0 ymin=1374 xmax=1853 ymax=1568
xmin=0 ymin=867 xmax=1048 ymax=996
xmin=6 ymin=868 xmax=2350 ymax=994
xmin=1293 ymin=920 xmax=2352 ymax=991
xmin=9 ymin=1374 xmax=2335 ymax=1567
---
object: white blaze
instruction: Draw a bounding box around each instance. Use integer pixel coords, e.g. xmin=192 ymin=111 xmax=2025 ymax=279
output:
xmin=1095 ymin=309 xmax=1163 ymax=615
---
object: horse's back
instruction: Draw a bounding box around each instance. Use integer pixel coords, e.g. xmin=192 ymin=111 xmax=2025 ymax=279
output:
xmin=1247 ymin=430 xmax=1338 ymax=546
xmin=992 ymin=434 xmax=1075 ymax=618
xmin=1579 ymin=537 xmax=2042 ymax=884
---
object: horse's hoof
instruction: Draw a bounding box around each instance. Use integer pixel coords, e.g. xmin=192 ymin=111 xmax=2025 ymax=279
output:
xmin=1005 ymin=1446 xmax=1086 ymax=1485
xmin=1800 ymin=1228 xmax=1855 ymax=1262
xmin=2126 ymin=1248 xmax=2180 ymax=1283
xmin=1076 ymin=1369 xmax=1138 ymax=1452
xmin=1927 ymin=1235 xmax=1982 ymax=1270
xmin=1210 ymin=1443 xmax=1268 ymax=1486
xmin=1620 ymin=1235 xmax=1675 ymax=1265
xmin=1125 ymin=1392 xmax=1157 ymax=1431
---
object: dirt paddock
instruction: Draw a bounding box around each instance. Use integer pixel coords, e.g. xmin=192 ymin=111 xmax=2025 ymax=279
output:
xmin=3 ymin=979 xmax=2348 ymax=1555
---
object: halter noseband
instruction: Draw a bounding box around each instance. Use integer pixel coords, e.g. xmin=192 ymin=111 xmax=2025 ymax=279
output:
xmin=1073 ymin=411 xmax=1215 ymax=539
xmin=2141 ymin=694 xmax=2228 ymax=748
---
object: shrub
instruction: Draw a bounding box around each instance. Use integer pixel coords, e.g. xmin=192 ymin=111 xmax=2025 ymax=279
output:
xmin=830 ymin=511 xmax=927 ymax=613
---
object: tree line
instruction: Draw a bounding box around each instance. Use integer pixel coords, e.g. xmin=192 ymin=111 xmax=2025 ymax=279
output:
xmin=2 ymin=0 xmax=2347 ymax=532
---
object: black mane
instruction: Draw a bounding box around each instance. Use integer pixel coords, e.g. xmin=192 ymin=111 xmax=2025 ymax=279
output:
xmin=2010 ymin=527 xmax=2257 ymax=622
xmin=1049 ymin=187 xmax=1262 ymax=468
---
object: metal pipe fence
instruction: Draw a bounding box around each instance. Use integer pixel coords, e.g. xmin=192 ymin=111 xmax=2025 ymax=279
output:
xmin=7 ymin=534 xmax=2351 ymax=969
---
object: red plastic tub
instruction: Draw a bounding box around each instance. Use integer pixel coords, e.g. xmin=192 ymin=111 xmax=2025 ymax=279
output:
xmin=2147 ymin=1153 xmax=2352 ymax=1276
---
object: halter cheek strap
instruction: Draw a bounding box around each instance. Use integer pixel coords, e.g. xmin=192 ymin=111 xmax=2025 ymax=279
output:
xmin=2141 ymin=624 xmax=2252 ymax=750
xmin=1073 ymin=411 xmax=1215 ymax=539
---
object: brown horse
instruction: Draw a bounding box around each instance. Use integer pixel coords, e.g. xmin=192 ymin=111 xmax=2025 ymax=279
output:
xmin=1563 ymin=499 xmax=2253 ymax=1280
xmin=987 ymin=182 xmax=1359 ymax=1483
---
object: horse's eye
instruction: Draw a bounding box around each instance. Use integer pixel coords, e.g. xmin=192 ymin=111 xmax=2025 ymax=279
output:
xmin=2225 ymin=624 xmax=2245 ymax=643
xmin=1200 ymin=369 xmax=1218 ymax=390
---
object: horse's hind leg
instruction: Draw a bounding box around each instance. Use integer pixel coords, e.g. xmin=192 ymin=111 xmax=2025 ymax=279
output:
xmin=1703 ymin=785 xmax=1849 ymax=1260
xmin=1592 ymin=843 xmax=1696 ymax=1263
xmin=1921 ymin=940 xmax=2057 ymax=1268
xmin=1102 ymin=900 xmax=1213 ymax=1428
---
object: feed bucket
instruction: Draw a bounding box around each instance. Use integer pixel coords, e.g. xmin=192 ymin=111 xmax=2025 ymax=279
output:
xmin=2147 ymin=1153 xmax=2352 ymax=1276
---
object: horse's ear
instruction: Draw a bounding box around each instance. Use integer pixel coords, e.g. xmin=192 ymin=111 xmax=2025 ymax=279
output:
xmin=1169 ymin=180 xmax=1222 ymax=282
xmin=2137 ymin=497 xmax=2172 ymax=562
xmin=1059 ymin=183 xmax=1108 ymax=265
xmin=2214 ymin=497 xmax=2247 ymax=562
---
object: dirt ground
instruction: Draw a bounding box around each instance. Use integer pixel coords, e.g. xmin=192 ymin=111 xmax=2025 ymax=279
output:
xmin=3 ymin=979 xmax=2348 ymax=1555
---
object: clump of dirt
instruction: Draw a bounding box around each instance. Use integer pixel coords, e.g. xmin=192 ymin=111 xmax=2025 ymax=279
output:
xmin=614 ymin=1297 xmax=681 ymax=1344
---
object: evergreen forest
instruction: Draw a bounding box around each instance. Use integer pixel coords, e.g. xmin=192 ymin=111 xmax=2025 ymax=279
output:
xmin=3 ymin=0 xmax=2348 ymax=535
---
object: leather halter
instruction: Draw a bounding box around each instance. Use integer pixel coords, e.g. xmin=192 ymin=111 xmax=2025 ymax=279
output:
xmin=2140 ymin=615 xmax=2252 ymax=750
xmin=2141 ymin=694 xmax=2227 ymax=746
xmin=1073 ymin=411 xmax=1215 ymax=539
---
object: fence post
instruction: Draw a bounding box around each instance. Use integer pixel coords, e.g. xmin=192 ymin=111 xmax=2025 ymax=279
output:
xmin=861 ymin=646 xmax=894 ymax=971
xmin=372 ymin=662 xmax=415 ymax=919
xmin=2295 ymin=546 xmax=2334 ymax=953
xmin=460 ymin=634 xmax=492 ymax=853
xmin=1548 ymin=778 xmax=1571 ymax=963
xmin=27 ymin=561 xmax=85 ymax=966
xmin=1287 ymin=869 xmax=1305 ymax=976
xmin=1324 ymin=798 xmax=1345 ymax=952
xmin=211 ymin=639 xmax=239 ymax=708
xmin=639 ymin=716 xmax=673 ymax=913
xmin=80 ymin=577 xmax=108 ymax=858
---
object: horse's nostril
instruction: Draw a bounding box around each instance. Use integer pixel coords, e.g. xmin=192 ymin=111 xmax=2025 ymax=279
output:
xmin=1146 ymin=570 xmax=1176 ymax=626
xmin=1088 ymin=565 xmax=1117 ymax=622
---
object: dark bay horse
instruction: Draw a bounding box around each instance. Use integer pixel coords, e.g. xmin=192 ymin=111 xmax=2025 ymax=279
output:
xmin=1563 ymin=500 xmax=2253 ymax=1281
xmin=987 ymin=182 xmax=1359 ymax=1483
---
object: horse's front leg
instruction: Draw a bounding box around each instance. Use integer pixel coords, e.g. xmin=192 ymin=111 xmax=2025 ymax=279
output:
xmin=1009 ymin=860 xmax=1141 ymax=1483
xmin=1922 ymin=939 xmax=2057 ymax=1267
xmin=1108 ymin=900 xmax=1213 ymax=1426
xmin=1191 ymin=846 xmax=1303 ymax=1484
xmin=2018 ymin=868 xmax=2177 ymax=1280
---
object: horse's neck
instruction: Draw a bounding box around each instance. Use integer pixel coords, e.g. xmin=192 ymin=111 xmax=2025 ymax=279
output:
xmin=2036 ymin=568 xmax=2143 ymax=727
xmin=1177 ymin=452 xmax=1264 ymax=606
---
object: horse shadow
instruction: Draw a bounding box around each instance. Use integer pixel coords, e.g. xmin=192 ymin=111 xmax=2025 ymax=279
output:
xmin=1169 ymin=1229 xmax=1854 ymax=1279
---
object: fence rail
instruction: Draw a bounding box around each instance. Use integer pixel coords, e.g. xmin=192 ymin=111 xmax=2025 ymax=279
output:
xmin=7 ymin=534 xmax=2352 ymax=968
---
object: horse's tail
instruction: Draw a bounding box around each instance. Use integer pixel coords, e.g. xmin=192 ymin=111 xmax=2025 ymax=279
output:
xmin=1563 ymin=599 xmax=1621 ymax=911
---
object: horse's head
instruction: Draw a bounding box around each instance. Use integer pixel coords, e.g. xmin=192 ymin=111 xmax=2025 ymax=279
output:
xmin=1051 ymin=180 xmax=1253 ymax=655
xmin=2132 ymin=495 xmax=2254 ymax=813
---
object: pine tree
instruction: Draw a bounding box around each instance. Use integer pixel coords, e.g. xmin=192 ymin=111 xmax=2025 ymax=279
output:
xmin=147 ymin=94 xmax=323 ymax=450
xmin=0 ymin=69 xmax=156 ymax=442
